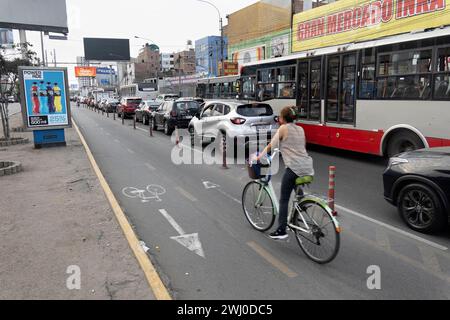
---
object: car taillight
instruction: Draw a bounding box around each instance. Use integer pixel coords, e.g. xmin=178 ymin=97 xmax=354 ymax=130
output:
xmin=171 ymin=110 xmax=177 ymax=117
xmin=230 ymin=117 xmax=246 ymax=125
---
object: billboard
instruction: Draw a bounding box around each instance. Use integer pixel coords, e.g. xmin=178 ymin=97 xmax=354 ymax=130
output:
xmin=292 ymin=0 xmax=450 ymax=52
xmin=18 ymin=67 xmax=72 ymax=130
xmin=270 ymin=34 xmax=290 ymax=58
xmin=83 ymin=38 xmax=130 ymax=61
xmin=96 ymin=67 xmax=115 ymax=75
xmin=75 ymin=66 xmax=97 ymax=78
xmin=0 ymin=28 xmax=13 ymax=47
xmin=221 ymin=62 xmax=239 ymax=76
xmin=0 ymin=0 xmax=68 ymax=33
xmin=232 ymin=46 xmax=265 ymax=65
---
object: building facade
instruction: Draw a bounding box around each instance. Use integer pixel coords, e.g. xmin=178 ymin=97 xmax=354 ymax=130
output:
xmin=135 ymin=43 xmax=160 ymax=82
xmin=224 ymin=0 xmax=335 ymax=68
xmin=76 ymin=56 xmax=91 ymax=89
xmin=160 ymin=53 xmax=175 ymax=72
xmin=195 ymin=35 xmax=228 ymax=77
xmin=174 ymin=49 xmax=196 ymax=75
xmin=226 ymin=0 xmax=292 ymax=68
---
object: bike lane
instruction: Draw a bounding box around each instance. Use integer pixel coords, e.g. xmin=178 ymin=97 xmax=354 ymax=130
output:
xmin=73 ymin=106 xmax=450 ymax=299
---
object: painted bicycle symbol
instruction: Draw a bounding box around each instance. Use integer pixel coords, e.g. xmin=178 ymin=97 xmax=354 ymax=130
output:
xmin=122 ymin=185 xmax=166 ymax=203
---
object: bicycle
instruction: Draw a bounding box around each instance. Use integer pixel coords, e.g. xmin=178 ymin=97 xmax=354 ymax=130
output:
xmin=122 ymin=185 xmax=166 ymax=203
xmin=242 ymin=149 xmax=341 ymax=264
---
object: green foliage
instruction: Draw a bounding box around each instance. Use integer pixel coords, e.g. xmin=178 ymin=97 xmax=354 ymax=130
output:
xmin=0 ymin=42 xmax=39 ymax=139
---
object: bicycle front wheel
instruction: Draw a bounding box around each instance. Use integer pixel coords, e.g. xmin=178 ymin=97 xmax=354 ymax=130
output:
xmin=242 ymin=181 xmax=276 ymax=232
xmin=292 ymin=199 xmax=340 ymax=264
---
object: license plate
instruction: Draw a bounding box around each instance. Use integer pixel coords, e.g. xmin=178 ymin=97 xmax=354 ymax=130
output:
xmin=185 ymin=116 xmax=193 ymax=119
xmin=255 ymin=125 xmax=271 ymax=131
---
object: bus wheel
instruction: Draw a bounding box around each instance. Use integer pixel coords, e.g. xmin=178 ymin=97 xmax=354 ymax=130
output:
xmin=387 ymin=131 xmax=425 ymax=158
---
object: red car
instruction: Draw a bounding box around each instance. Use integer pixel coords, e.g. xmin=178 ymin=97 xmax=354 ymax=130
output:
xmin=117 ymin=97 xmax=142 ymax=118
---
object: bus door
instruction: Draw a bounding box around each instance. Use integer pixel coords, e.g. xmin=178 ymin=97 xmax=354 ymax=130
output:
xmin=325 ymin=53 xmax=357 ymax=149
xmin=297 ymin=58 xmax=326 ymax=144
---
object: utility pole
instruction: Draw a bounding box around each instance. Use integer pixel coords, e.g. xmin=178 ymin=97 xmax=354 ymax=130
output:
xmin=40 ymin=31 xmax=46 ymax=66
xmin=195 ymin=1 xmax=224 ymax=76
xmin=18 ymin=30 xmax=27 ymax=60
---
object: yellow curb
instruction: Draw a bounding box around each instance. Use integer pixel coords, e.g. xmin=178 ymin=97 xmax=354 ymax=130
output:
xmin=73 ymin=120 xmax=172 ymax=300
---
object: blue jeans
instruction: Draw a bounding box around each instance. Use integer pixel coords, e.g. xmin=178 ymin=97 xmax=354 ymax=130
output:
xmin=278 ymin=167 xmax=301 ymax=231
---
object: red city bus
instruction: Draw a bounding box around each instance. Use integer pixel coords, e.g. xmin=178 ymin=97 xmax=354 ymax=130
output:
xmin=239 ymin=27 xmax=450 ymax=157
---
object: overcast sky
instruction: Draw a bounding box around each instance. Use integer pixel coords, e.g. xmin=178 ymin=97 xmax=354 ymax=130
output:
xmin=12 ymin=0 xmax=260 ymax=84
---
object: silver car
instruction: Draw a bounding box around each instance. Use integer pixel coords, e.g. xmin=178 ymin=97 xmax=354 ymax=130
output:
xmin=188 ymin=100 xmax=279 ymax=144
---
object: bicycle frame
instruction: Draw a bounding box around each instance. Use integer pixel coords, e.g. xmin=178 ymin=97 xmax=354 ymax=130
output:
xmin=252 ymin=149 xmax=340 ymax=235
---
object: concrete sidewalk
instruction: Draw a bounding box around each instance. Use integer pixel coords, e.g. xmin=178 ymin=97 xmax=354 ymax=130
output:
xmin=0 ymin=113 xmax=155 ymax=300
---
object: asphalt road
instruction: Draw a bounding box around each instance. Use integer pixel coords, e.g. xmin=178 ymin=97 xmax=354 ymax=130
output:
xmin=73 ymin=105 xmax=450 ymax=299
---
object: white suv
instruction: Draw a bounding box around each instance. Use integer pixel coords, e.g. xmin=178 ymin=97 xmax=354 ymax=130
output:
xmin=188 ymin=100 xmax=279 ymax=145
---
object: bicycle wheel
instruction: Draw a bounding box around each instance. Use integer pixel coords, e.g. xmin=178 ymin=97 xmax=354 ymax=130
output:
xmin=122 ymin=187 xmax=142 ymax=198
xmin=242 ymin=181 xmax=275 ymax=232
xmin=146 ymin=185 xmax=166 ymax=196
xmin=291 ymin=199 xmax=340 ymax=264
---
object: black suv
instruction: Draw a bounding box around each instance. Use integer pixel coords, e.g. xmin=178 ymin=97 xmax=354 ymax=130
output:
xmin=150 ymin=99 xmax=200 ymax=135
xmin=383 ymin=147 xmax=450 ymax=233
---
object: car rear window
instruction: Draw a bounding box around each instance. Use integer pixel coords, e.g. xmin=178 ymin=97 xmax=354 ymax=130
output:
xmin=236 ymin=103 xmax=273 ymax=117
xmin=175 ymin=101 xmax=199 ymax=111
xmin=126 ymin=99 xmax=142 ymax=105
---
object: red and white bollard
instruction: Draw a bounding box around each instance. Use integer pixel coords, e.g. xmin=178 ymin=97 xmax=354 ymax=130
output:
xmin=328 ymin=166 xmax=337 ymax=216
xmin=175 ymin=126 xmax=180 ymax=146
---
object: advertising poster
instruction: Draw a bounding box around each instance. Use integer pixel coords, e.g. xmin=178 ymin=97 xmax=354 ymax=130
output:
xmin=19 ymin=67 xmax=71 ymax=129
xmin=74 ymin=66 xmax=97 ymax=77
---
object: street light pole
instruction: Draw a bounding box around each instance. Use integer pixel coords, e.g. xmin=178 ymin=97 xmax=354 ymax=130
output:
xmin=195 ymin=0 xmax=224 ymax=76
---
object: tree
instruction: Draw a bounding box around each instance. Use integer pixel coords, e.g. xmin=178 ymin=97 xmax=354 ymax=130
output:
xmin=0 ymin=42 xmax=39 ymax=140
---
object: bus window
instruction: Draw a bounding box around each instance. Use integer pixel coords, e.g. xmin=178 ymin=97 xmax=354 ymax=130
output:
xmin=297 ymin=62 xmax=308 ymax=119
xmin=242 ymin=77 xmax=255 ymax=99
xmin=434 ymin=47 xmax=450 ymax=100
xmin=359 ymin=48 xmax=376 ymax=99
xmin=326 ymin=56 xmax=340 ymax=122
xmin=377 ymin=49 xmax=432 ymax=100
xmin=276 ymin=66 xmax=296 ymax=99
xmin=309 ymin=60 xmax=321 ymax=121
xmin=340 ymin=54 xmax=356 ymax=123
xmin=257 ymin=83 xmax=275 ymax=101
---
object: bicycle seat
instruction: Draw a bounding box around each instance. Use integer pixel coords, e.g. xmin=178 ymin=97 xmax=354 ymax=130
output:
xmin=295 ymin=176 xmax=314 ymax=186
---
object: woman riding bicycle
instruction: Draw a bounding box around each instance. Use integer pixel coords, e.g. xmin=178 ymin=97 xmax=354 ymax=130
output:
xmin=255 ymin=106 xmax=314 ymax=240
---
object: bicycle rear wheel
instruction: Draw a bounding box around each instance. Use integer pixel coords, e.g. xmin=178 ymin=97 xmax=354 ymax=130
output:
xmin=242 ymin=181 xmax=275 ymax=232
xmin=291 ymin=199 xmax=340 ymax=264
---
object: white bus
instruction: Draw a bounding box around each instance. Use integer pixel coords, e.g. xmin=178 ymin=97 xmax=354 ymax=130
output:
xmin=119 ymin=82 xmax=158 ymax=100
xmin=196 ymin=75 xmax=241 ymax=99
xmin=240 ymin=26 xmax=450 ymax=157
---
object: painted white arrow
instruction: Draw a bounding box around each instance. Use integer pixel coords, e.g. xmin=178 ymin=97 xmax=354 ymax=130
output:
xmin=202 ymin=181 xmax=220 ymax=189
xmin=158 ymin=209 xmax=205 ymax=258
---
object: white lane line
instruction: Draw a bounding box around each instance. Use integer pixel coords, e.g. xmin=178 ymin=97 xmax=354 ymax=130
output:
xmin=126 ymin=148 xmax=135 ymax=154
xmin=114 ymin=139 xmax=120 ymax=143
xmin=418 ymin=245 xmax=442 ymax=273
xmin=175 ymin=186 xmax=198 ymax=202
xmin=145 ymin=163 xmax=156 ymax=171
xmin=216 ymin=188 xmax=242 ymax=205
xmin=105 ymin=132 xmax=111 ymax=136
xmin=158 ymin=209 xmax=185 ymax=236
xmin=335 ymin=204 xmax=448 ymax=251
xmin=136 ymin=127 xmax=148 ymax=133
